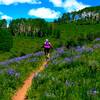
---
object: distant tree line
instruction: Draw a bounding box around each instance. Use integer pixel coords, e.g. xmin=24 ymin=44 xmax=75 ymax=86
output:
xmin=0 ymin=6 xmax=100 ymax=51
xmin=0 ymin=18 xmax=61 ymax=38
xmin=9 ymin=18 xmax=54 ymax=37
xmin=54 ymin=6 xmax=100 ymax=25
xmin=0 ymin=18 xmax=60 ymax=51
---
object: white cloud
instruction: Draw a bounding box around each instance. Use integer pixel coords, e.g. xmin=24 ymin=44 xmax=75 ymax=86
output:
xmin=63 ymin=0 xmax=90 ymax=12
xmin=0 ymin=11 xmax=12 ymax=20
xmin=0 ymin=0 xmax=41 ymax=5
xmin=49 ymin=0 xmax=90 ymax=12
xmin=49 ymin=0 xmax=62 ymax=7
xmin=1 ymin=15 xmax=13 ymax=20
xmin=28 ymin=7 xmax=61 ymax=19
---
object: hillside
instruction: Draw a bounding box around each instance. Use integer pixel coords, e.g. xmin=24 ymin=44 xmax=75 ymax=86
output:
xmin=27 ymin=38 xmax=100 ymax=100
xmin=0 ymin=5 xmax=100 ymax=100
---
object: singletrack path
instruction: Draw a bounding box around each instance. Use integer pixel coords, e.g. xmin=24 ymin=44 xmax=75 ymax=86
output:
xmin=12 ymin=61 xmax=48 ymax=100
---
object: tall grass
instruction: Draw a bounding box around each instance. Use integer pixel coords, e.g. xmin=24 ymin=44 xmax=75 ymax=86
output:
xmin=27 ymin=41 xmax=100 ymax=100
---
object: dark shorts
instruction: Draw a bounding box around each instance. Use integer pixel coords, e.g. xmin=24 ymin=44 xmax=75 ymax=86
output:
xmin=44 ymin=48 xmax=50 ymax=55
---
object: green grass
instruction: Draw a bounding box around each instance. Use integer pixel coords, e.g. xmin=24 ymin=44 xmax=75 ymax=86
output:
xmin=0 ymin=23 xmax=100 ymax=61
xmin=0 ymin=23 xmax=100 ymax=100
xmin=0 ymin=36 xmax=44 ymax=61
xmin=27 ymin=41 xmax=100 ymax=100
xmin=0 ymin=54 xmax=44 ymax=100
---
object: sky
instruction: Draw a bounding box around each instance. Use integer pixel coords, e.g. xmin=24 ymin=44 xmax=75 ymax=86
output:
xmin=0 ymin=0 xmax=100 ymax=22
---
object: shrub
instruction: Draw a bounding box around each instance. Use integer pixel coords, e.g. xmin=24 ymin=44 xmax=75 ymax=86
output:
xmin=0 ymin=29 xmax=13 ymax=51
xmin=53 ymin=29 xmax=61 ymax=39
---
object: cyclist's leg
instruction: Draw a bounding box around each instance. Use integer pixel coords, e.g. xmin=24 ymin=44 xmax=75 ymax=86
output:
xmin=44 ymin=48 xmax=46 ymax=55
xmin=44 ymin=48 xmax=48 ymax=60
xmin=47 ymin=48 xmax=50 ymax=59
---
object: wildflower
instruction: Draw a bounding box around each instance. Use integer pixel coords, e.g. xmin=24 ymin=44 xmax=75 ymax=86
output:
xmin=28 ymin=58 xmax=38 ymax=62
xmin=52 ymin=60 xmax=60 ymax=65
xmin=65 ymin=80 xmax=71 ymax=86
xmin=91 ymin=88 xmax=99 ymax=95
xmin=74 ymin=55 xmax=81 ymax=59
xmin=94 ymin=38 xmax=100 ymax=41
xmin=7 ymin=69 xmax=15 ymax=76
xmin=64 ymin=57 xmax=72 ymax=63
xmin=15 ymin=72 xmax=20 ymax=78
xmin=34 ymin=51 xmax=44 ymax=56
xmin=75 ymin=46 xmax=84 ymax=53
xmin=0 ymin=54 xmax=33 ymax=65
xmin=50 ymin=54 xmax=60 ymax=61
xmin=88 ymin=88 xmax=99 ymax=95
xmin=56 ymin=48 xmax=64 ymax=54
xmin=0 ymin=60 xmax=10 ymax=65
xmin=65 ymin=80 xmax=75 ymax=87
xmin=93 ymin=44 xmax=100 ymax=49
xmin=85 ymin=48 xmax=93 ymax=53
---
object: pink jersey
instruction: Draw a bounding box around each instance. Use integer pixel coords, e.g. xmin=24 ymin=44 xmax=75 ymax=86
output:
xmin=44 ymin=41 xmax=51 ymax=48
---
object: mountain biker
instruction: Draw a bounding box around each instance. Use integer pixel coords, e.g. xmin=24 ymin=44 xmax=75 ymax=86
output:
xmin=42 ymin=39 xmax=53 ymax=59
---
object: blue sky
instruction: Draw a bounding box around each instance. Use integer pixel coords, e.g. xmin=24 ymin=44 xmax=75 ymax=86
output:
xmin=0 ymin=0 xmax=100 ymax=22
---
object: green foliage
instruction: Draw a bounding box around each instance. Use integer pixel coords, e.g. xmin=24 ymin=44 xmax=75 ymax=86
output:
xmin=0 ymin=29 xmax=13 ymax=51
xmin=0 ymin=19 xmax=7 ymax=28
xmin=54 ymin=23 xmax=100 ymax=47
xmin=55 ymin=6 xmax=100 ymax=25
xmin=0 ymin=54 xmax=44 ymax=100
xmin=0 ymin=6 xmax=100 ymax=100
xmin=79 ymin=6 xmax=100 ymax=13
xmin=9 ymin=18 xmax=49 ymax=37
xmin=53 ymin=29 xmax=61 ymax=39
xmin=27 ymin=42 xmax=100 ymax=100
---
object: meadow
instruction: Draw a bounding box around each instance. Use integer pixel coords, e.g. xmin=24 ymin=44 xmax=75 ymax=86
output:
xmin=0 ymin=23 xmax=100 ymax=100
xmin=0 ymin=50 xmax=45 ymax=100
xmin=27 ymin=38 xmax=100 ymax=100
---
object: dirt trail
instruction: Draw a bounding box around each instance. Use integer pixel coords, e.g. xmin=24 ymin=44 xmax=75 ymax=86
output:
xmin=12 ymin=61 xmax=48 ymax=100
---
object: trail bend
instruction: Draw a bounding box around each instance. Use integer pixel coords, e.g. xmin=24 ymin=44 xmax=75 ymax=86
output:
xmin=12 ymin=61 xmax=48 ymax=100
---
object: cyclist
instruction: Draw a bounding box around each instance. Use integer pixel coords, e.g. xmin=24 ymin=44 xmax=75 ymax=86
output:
xmin=42 ymin=39 xmax=53 ymax=59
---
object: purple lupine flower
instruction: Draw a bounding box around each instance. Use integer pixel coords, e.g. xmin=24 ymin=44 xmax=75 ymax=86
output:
xmin=75 ymin=46 xmax=84 ymax=53
xmin=15 ymin=72 xmax=20 ymax=78
xmin=14 ymin=54 xmax=32 ymax=61
xmin=93 ymin=44 xmax=100 ymax=49
xmin=0 ymin=54 xmax=33 ymax=65
xmin=74 ymin=55 xmax=81 ymax=59
xmin=52 ymin=60 xmax=59 ymax=65
xmin=7 ymin=69 xmax=15 ymax=76
xmin=56 ymin=48 xmax=64 ymax=54
xmin=95 ymin=38 xmax=100 ymax=41
xmin=28 ymin=58 xmax=38 ymax=62
xmin=50 ymin=54 xmax=60 ymax=61
xmin=76 ymin=46 xmax=81 ymax=48
xmin=64 ymin=57 xmax=72 ymax=63
xmin=85 ymin=48 xmax=93 ymax=53
xmin=0 ymin=61 xmax=10 ymax=65
xmin=13 ymin=54 xmax=32 ymax=62
xmin=34 ymin=51 xmax=44 ymax=56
